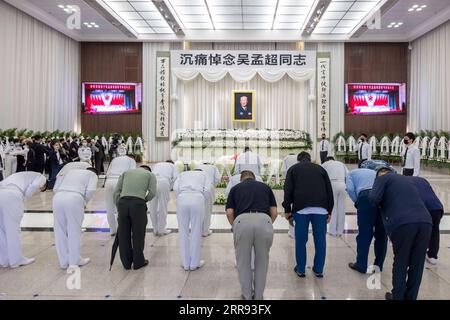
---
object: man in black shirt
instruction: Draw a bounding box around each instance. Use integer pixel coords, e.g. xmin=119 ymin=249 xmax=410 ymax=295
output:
xmin=31 ymin=135 xmax=48 ymax=174
xmin=226 ymin=170 xmax=278 ymax=300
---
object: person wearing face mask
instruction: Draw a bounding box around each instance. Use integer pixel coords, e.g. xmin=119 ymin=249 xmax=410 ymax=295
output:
xmin=357 ymin=133 xmax=372 ymax=168
xmin=319 ymin=134 xmax=331 ymax=164
xmin=78 ymin=139 xmax=93 ymax=165
xmin=402 ymin=132 xmax=421 ymax=176
xmin=48 ymin=140 xmax=68 ymax=190
xmin=0 ymin=171 xmax=47 ymax=268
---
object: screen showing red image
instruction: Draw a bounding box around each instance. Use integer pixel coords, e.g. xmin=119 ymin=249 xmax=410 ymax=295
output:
xmin=82 ymin=82 xmax=142 ymax=114
xmin=345 ymin=83 xmax=406 ymax=115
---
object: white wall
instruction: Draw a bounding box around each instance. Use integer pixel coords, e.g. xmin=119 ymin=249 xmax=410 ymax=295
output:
xmin=409 ymin=21 xmax=450 ymax=131
xmin=0 ymin=0 xmax=80 ymax=133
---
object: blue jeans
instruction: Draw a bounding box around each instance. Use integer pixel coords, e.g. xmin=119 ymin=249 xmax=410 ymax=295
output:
xmin=294 ymin=213 xmax=327 ymax=274
xmin=355 ymin=190 xmax=388 ymax=272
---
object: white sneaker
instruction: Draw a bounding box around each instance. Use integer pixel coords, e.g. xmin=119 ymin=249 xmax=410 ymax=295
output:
xmin=190 ymin=260 xmax=205 ymax=271
xmin=202 ymin=230 xmax=213 ymax=237
xmin=78 ymin=257 xmax=91 ymax=267
xmin=181 ymin=265 xmax=190 ymax=271
xmin=161 ymin=229 xmax=172 ymax=236
xmin=426 ymin=256 xmax=438 ymax=265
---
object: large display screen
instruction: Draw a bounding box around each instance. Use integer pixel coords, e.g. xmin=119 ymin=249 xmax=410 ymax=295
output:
xmin=345 ymin=83 xmax=406 ymax=115
xmin=81 ymin=82 xmax=142 ymax=114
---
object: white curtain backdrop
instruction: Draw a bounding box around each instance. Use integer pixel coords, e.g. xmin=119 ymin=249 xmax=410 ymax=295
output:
xmin=0 ymin=0 xmax=80 ymax=132
xmin=143 ymin=42 xmax=345 ymax=162
xmin=409 ymin=21 xmax=450 ymax=131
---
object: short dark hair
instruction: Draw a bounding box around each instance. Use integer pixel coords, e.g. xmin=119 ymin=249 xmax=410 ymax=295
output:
xmin=127 ymin=154 xmax=136 ymax=159
xmin=86 ymin=167 xmax=98 ymax=175
xmin=240 ymin=170 xmax=256 ymax=181
xmin=326 ymin=156 xmax=335 ymax=161
xmin=297 ymin=151 xmax=311 ymax=162
xmin=34 ymin=135 xmax=42 ymax=141
xmin=405 ymin=132 xmax=416 ymax=141
xmin=244 ymin=147 xmax=250 ymax=152
xmin=166 ymin=160 xmax=174 ymax=164
xmin=376 ymin=167 xmax=394 ymax=177
xmin=361 ymin=133 xmax=368 ymax=138
xmin=140 ymin=165 xmax=151 ymax=172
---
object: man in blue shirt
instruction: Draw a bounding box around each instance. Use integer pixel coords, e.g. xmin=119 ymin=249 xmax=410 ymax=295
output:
xmin=369 ymin=167 xmax=432 ymax=300
xmin=410 ymin=176 xmax=444 ymax=265
xmin=346 ymin=168 xmax=387 ymax=274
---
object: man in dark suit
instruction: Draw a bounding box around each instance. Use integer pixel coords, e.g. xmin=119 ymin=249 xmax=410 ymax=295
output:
xmin=235 ymin=95 xmax=252 ymax=120
xmin=410 ymin=176 xmax=444 ymax=265
xmin=369 ymin=167 xmax=432 ymax=300
xmin=31 ymin=135 xmax=48 ymax=174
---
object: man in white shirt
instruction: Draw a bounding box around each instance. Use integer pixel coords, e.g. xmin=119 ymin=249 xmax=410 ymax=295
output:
xmin=78 ymin=139 xmax=93 ymax=165
xmin=234 ymin=147 xmax=264 ymax=177
xmin=402 ymin=132 xmax=421 ymax=176
xmin=322 ymin=157 xmax=349 ymax=236
xmin=0 ymin=172 xmax=47 ymax=268
xmin=152 ymin=160 xmax=178 ymax=189
xmin=196 ymin=163 xmax=222 ymax=237
xmin=57 ymin=161 xmax=91 ymax=178
xmin=319 ymin=134 xmax=331 ymax=164
xmin=104 ymin=155 xmax=137 ymax=235
xmin=53 ymin=168 xmax=98 ymax=269
xmin=174 ymin=169 xmax=210 ymax=271
xmin=281 ymin=154 xmax=298 ymax=178
xmin=357 ymin=134 xmax=372 ymax=168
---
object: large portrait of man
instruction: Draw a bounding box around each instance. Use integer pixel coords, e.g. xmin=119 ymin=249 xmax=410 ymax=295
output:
xmin=232 ymin=90 xmax=255 ymax=122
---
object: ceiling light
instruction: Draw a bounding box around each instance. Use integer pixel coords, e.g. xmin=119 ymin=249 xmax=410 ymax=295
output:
xmin=388 ymin=22 xmax=403 ymax=28
xmin=408 ymin=4 xmax=427 ymax=12
xmin=59 ymin=5 xmax=77 ymax=13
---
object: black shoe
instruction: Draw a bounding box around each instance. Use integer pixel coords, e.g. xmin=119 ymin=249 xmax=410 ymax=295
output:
xmin=385 ymin=292 xmax=393 ymax=300
xmin=313 ymin=270 xmax=324 ymax=278
xmin=294 ymin=267 xmax=305 ymax=278
xmin=348 ymin=262 xmax=366 ymax=274
xmin=133 ymin=260 xmax=149 ymax=270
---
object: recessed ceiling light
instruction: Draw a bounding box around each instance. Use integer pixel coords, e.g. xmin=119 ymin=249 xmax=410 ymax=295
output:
xmin=408 ymin=4 xmax=427 ymax=12
xmin=59 ymin=5 xmax=76 ymax=13
xmin=388 ymin=22 xmax=403 ymax=28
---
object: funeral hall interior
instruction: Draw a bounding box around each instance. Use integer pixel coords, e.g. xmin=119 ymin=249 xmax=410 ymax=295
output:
xmin=0 ymin=0 xmax=450 ymax=301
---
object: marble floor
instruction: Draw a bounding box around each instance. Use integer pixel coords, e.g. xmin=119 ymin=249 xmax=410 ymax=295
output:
xmin=1 ymin=165 xmax=450 ymax=300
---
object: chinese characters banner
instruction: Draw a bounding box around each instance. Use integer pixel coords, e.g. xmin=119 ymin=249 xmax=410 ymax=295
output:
xmin=171 ymin=50 xmax=316 ymax=70
xmin=156 ymin=52 xmax=170 ymax=140
xmin=317 ymin=53 xmax=330 ymax=138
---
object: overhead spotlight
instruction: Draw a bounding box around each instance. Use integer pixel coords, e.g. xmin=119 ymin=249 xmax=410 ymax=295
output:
xmin=408 ymin=4 xmax=427 ymax=12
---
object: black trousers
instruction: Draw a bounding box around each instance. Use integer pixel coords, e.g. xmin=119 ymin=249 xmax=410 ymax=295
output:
xmin=390 ymin=223 xmax=432 ymax=300
xmin=319 ymin=151 xmax=328 ymax=164
xmin=403 ymin=168 xmax=414 ymax=176
xmin=427 ymin=210 xmax=443 ymax=259
xmin=117 ymin=196 xmax=148 ymax=269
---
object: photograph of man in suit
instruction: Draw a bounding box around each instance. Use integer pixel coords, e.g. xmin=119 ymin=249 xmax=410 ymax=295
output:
xmin=233 ymin=92 xmax=254 ymax=121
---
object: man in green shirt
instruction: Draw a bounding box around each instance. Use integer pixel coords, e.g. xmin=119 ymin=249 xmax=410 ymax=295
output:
xmin=113 ymin=165 xmax=157 ymax=270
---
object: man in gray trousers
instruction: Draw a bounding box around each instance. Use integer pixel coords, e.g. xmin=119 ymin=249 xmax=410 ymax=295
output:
xmin=226 ymin=170 xmax=278 ymax=300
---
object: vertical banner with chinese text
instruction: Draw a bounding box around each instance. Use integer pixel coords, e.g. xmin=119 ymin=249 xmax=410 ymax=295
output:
xmin=156 ymin=52 xmax=170 ymax=140
xmin=317 ymin=52 xmax=330 ymax=139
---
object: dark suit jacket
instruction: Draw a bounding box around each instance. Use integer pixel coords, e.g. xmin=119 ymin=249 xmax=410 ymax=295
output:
xmin=369 ymin=173 xmax=432 ymax=235
xmin=235 ymin=105 xmax=252 ymax=120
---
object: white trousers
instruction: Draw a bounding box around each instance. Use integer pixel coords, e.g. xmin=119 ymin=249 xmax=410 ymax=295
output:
xmin=202 ymin=187 xmax=214 ymax=236
xmin=329 ymin=181 xmax=347 ymax=236
xmin=149 ymin=178 xmax=170 ymax=235
xmin=53 ymin=192 xmax=85 ymax=267
xmin=105 ymin=178 xmax=118 ymax=234
xmin=4 ymin=155 xmax=17 ymax=178
xmin=0 ymin=189 xmax=27 ymax=267
xmin=176 ymin=192 xmax=205 ymax=269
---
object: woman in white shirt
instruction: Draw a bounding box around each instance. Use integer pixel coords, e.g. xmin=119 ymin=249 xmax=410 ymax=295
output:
xmin=402 ymin=132 xmax=421 ymax=176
